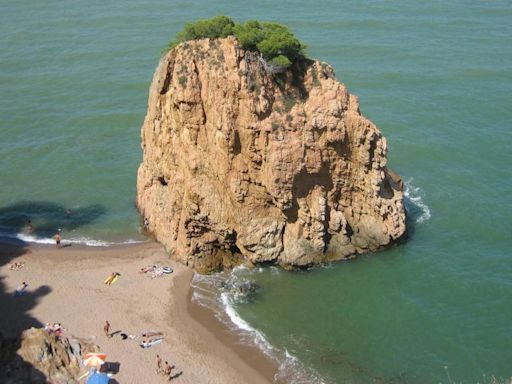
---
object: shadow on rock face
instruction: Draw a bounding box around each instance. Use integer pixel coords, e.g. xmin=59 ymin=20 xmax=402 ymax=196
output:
xmin=0 ymin=333 xmax=48 ymax=384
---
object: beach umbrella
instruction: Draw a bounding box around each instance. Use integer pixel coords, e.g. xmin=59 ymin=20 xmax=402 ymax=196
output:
xmin=84 ymin=352 xmax=107 ymax=360
xmin=86 ymin=372 xmax=110 ymax=384
xmin=83 ymin=353 xmax=106 ymax=368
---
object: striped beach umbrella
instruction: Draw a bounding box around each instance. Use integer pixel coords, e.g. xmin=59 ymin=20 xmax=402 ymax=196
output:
xmin=83 ymin=352 xmax=106 ymax=368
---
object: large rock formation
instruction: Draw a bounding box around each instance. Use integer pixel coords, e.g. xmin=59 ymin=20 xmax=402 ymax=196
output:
xmin=0 ymin=328 xmax=100 ymax=384
xmin=137 ymin=37 xmax=406 ymax=273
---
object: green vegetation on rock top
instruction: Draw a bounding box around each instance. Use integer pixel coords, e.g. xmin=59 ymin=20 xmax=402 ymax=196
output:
xmin=167 ymin=16 xmax=306 ymax=69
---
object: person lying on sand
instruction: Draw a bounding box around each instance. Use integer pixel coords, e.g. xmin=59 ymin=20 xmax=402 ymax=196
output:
xmin=13 ymin=281 xmax=28 ymax=296
xmin=52 ymin=323 xmax=65 ymax=337
xmin=9 ymin=261 xmax=25 ymax=271
xmin=139 ymin=265 xmax=156 ymax=274
xmin=142 ymin=331 xmax=163 ymax=338
xmin=140 ymin=336 xmax=164 ymax=348
xmin=104 ymin=272 xmax=120 ymax=285
xmin=104 ymin=272 xmax=114 ymax=285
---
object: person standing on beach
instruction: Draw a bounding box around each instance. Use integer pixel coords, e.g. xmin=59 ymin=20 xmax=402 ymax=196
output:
xmin=54 ymin=230 xmax=61 ymax=248
xmin=26 ymin=220 xmax=33 ymax=234
xmin=156 ymin=354 xmax=162 ymax=374
xmin=163 ymin=361 xmax=171 ymax=377
xmin=104 ymin=320 xmax=111 ymax=338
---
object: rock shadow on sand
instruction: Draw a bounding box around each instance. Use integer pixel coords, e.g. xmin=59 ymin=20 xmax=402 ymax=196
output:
xmin=0 ymin=237 xmax=50 ymax=383
xmin=0 ymin=201 xmax=107 ymax=382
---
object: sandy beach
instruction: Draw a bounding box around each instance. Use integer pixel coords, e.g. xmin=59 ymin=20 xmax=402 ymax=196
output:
xmin=0 ymin=239 xmax=276 ymax=384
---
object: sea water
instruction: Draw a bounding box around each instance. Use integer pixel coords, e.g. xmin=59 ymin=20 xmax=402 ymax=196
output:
xmin=1 ymin=1 xmax=511 ymax=382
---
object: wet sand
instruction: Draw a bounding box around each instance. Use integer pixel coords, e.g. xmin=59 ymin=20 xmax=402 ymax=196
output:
xmin=0 ymin=240 xmax=276 ymax=383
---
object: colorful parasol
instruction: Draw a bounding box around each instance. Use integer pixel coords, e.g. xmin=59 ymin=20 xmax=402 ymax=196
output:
xmin=83 ymin=352 xmax=106 ymax=368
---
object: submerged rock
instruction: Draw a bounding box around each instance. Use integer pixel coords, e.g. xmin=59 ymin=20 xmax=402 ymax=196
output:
xmin=220 ymin=277 xmax=260 ymax=303
xmin=137 ymin=37 xmax=406 ymax=272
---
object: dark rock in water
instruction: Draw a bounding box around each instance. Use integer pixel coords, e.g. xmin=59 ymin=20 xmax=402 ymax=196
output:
xmin=221 ymin=277 xmax=260 ymax=303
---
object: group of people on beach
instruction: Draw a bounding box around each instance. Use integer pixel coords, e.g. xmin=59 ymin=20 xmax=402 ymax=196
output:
xmin=44 ymin=322 xmax=65 ymax=337
xmin=9 ymin=261 xmax=25 ymax=271
xmin=139 ymin=264 xmax=173 ymax=279
xmin=8 ymin=220 xmax=183 ymax=382
xmin=103 ymin=320 xmax=179 ymax=380
xmin=27 ymin=219 xmax=62 ymax=248
xmin=25 ymin=213 xmax=71 ymax=248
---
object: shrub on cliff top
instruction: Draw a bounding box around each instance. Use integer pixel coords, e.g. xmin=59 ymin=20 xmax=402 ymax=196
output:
xmin=234 ymin=20 xmax=305 ymax=64
xmin=174 ymin=16 xmax=235 ymax=44
xmin=167 ymin=16 xmax=306 ymax=70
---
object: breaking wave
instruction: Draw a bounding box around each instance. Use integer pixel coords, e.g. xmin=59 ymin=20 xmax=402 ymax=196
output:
xmin=191 ymin=267 xmax=331 ymax=384
xmin=404 ymin=178 xmax=431 ymax=224
xmin=1 ymin=231 xmax=144 ymax=247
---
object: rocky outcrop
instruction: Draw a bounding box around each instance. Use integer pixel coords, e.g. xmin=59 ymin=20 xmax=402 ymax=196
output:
xmin=0 ymin=328 xmax=99 ymax=384
xmin=137 ymin=37 xmax=406 ymax=273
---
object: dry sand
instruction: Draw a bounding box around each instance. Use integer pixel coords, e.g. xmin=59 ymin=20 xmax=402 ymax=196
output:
xmin=0 ymin=240 xmax=276 ymax=384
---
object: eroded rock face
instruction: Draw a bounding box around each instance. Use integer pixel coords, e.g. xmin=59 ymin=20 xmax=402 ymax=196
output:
xmin=0 ymin=328 xmax=99 ymax=384
xmin=137 ymin=37 xmax=406 ymax=272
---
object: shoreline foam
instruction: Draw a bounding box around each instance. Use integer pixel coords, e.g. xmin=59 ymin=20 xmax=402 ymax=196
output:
xmin=190 ymin=267 xmax=329 ymax=384
xmin=0 ymin=230 xmax=147 ymax=247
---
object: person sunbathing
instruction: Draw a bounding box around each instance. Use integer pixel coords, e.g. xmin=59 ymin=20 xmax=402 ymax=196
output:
xmin=14 ymin=281 xmax=28 ymax=296
xmin=104 ymin=272 xmax=120 ymax=285
xmin=141 ymin=331 xmax=163 ymax=337
xmin=140 ymin=336 xmax=164 ymax=348
xmin=139 ymin=265 xmax=154 ymax=273
xmin=9 ymin=261 xmax=25 ymax=271
xmin=104 ymin=272 xmax=115 ymax=285
xmin=53 ymin=323 xmax=65 ymax=337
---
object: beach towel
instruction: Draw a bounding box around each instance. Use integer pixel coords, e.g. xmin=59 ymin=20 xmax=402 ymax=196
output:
xmin=140 ymin=337 xmax=163 ymax=348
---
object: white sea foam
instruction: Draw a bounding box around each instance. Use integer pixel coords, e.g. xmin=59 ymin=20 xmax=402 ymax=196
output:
xmin=12 ymin=232 xmax=145 ymax=247
xmin=404 ymin=178 xmax=431 ymax=224
xmin=274 ymin=350 xmax=329 ymax=384
xmin=191 ymin=268 xmax=330 ymax=384
xmin=219 ymin=290 xmax=280 ymax=359
xmin=14 ymin=233 xmax=54 ymax=245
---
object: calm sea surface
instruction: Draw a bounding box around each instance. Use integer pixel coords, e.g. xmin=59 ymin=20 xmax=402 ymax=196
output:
xmin=1 ymin=1 xmax=511 ymax=382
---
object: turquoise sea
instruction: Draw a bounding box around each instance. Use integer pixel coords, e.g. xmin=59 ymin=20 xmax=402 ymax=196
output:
xmin=1 ymin=1 xmax=511 ymax=382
